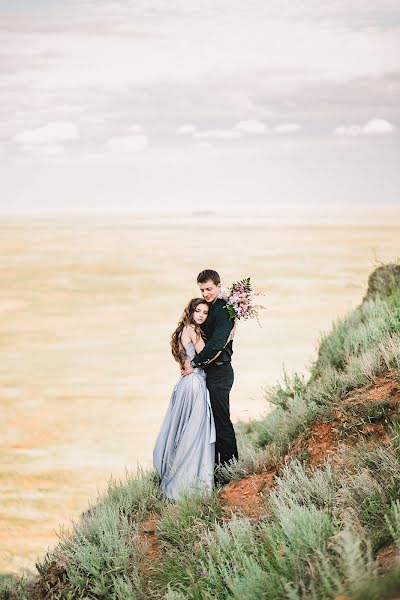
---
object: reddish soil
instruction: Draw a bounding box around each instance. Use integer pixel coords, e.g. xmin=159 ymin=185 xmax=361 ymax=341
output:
xmin=31 ymin=371 xmax=400 ymax=597
xmin=138 ymin=514 xmax=162 ymax=576
xmin=289 ymin=371 xmax=399 ymax=467
xmin=136 ymin=373 xmax=400 ymax=555
xmin=353 ymin=371 xmax=400 ymax=404
xmin=137 ymin=472 xmax=278 ymax=580
xmin=219 ymin=470 xmax=277 ymax=519
xmin=289 ymin=421 xmax=342 ymax=466
xmin=30 ymin=556 xmax=69 ymax=600
xmin=376 ymin=543 xmax=400 ymax=571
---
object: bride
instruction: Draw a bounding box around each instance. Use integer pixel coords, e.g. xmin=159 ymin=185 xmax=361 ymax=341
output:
xmin=153 ymin=298 xmax=216 ymax=501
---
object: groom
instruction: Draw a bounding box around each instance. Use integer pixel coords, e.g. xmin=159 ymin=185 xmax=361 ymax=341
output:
xmin=182 ymin=269 xmax=239 ymax=471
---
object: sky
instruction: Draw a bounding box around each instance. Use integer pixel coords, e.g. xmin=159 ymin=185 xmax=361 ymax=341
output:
xmin=0 ymin=0 xmax=399 ymax=213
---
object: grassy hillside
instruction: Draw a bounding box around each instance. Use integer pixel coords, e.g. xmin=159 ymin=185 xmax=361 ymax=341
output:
xmin=2 ymin=262 xmax=400 ymax=600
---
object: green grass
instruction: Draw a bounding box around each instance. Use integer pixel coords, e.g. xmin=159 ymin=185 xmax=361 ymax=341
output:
xmin=0 ymin=573 xmax=32 ymax=600
xmin=154 ymin=439 xmax=400 ymax=599
xmin=244 ymin=273 xmax=400 ymax=456
xmin=4 ymin=262 xmax=400 ymax=599
xmin=35 ymin=468 xmax=166 ymax=600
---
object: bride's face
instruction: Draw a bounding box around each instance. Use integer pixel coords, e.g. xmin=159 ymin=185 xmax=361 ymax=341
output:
xmin=192 ymin=303 xmax=209 ymax=325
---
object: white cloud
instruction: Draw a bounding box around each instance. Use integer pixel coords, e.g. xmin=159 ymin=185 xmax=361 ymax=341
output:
xmin=128 ymin=124 xmax=143 ymax=133
xmin=20 ymin=143 xmax=65 ymax=157
xmin=57 ymin=103 xmax=88 ymax=113
xmin=334 ymin=118 xmax=396 ymax=137
xmin=197 ymin=141 xmax=212 ymax=149
xmin=1 ymin=1 xmax=400 ymax=211
xmin=81 ymin=151 xmax=106 ymax=162
xmin=84 ymin=115 xmax=108 ymax=124
xmin=334 ymin=124 xmax=362 ymax=137
xmin=363 ymin=118 xmax=396 ymax=135
xmin=3 ymin=5 xmax=399 ymax=97
xmin=234 ymin=120 xmax=269 ymax=134
xmin=274 ymin=123 xmax=302 ymax=134
xmin=176 ymin=124 xmax=196 ymax=135
xmin=104 ymin=134 xmax=147 ymax=153
xmin=14 ymin=121 xmax=79 ymax=144
xmin=1 ymin=2 xmax=399 ymax=154
xmin=193 ymin=129 xmax=241 ymax=140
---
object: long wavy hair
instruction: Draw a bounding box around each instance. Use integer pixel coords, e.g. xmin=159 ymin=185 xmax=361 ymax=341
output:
xmin=171 ymin=298 xmax=208 ymax=366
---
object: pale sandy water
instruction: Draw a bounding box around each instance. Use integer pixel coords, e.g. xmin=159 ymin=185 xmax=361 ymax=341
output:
xmin=0 ymin=207 xmax=399 ymax=572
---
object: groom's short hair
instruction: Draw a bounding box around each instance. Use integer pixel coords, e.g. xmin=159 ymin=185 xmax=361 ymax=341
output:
xmin=197 ymin=269 xmax=220 ymax=285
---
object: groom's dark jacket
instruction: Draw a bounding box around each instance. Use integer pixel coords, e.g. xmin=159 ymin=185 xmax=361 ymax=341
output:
xmin=191 ymin=298 xmax=234 ymax=369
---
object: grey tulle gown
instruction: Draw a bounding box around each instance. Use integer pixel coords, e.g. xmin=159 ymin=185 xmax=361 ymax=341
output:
xmin=153 ymin=341 xmax=216 ymax=502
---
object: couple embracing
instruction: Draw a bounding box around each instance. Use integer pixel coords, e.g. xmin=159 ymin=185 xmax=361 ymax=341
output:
xmin=153 ymin=269 xmax=239 ymax=501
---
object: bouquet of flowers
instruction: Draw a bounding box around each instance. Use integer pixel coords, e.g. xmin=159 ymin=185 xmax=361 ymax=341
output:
xmin=219 ymin=277 xmax=265 ymax=323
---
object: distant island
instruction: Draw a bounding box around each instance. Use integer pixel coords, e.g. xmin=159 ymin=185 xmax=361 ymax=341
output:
xmin=191 ymin=210 xmax=217 ymax=216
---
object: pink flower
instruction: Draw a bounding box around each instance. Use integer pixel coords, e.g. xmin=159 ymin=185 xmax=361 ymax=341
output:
xmin=223 ymin=277 xmax=265 ymax=324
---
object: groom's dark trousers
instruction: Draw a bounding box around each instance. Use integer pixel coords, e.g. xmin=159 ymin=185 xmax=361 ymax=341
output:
xmin=205 ymin=362 xmax=238 ymax=465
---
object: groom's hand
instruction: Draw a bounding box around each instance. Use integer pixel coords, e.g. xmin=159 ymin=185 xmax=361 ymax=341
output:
xmin=228 ymin=320 xmax=237 ymax=342
xmin=181 ymin=360 xmax=194 ymax=376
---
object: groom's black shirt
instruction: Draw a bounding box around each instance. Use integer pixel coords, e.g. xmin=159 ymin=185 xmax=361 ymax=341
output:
xmin=191 ymin=298 xmax=234 ymax=369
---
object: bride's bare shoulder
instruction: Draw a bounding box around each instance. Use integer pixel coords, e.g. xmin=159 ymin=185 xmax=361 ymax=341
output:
xmin=182 ymin=324 xmax=196 ymax=341
xmin=181 ymin=323 xmax=192 ymax=337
